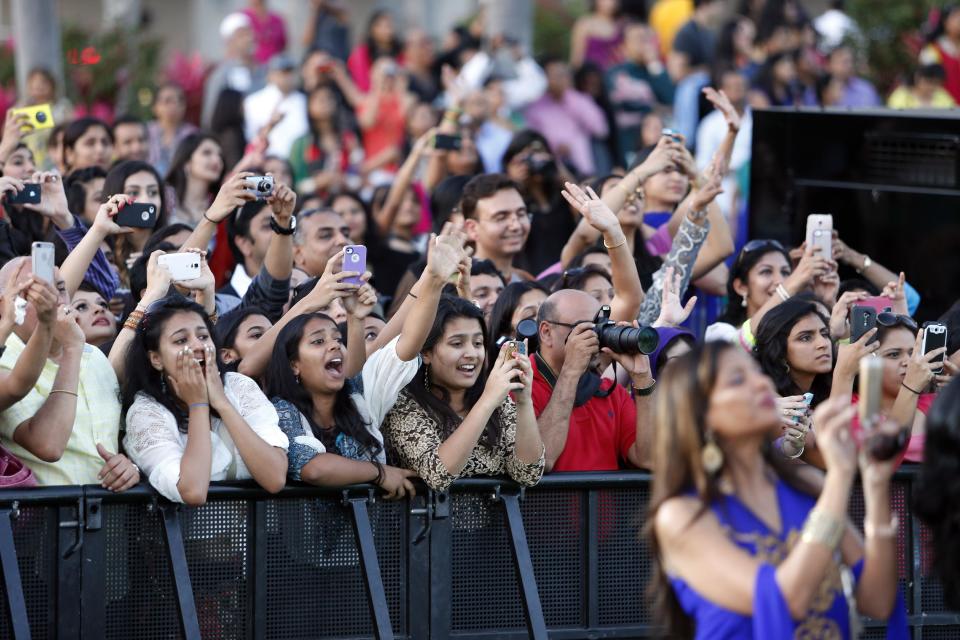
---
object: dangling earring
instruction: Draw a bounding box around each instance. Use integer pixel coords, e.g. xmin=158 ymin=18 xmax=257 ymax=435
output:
xmin=783 ymin=361 xmax=791 ymax=373
xmin=160 ymin=372 xmax=167 ymax=395
xmin=295 ymin=373 xmax=301 ymax=385
xmin=740 ymin=296 xmax=748 ymax=308
xmin=701 ymin=430 xmax=724 ymax=475
xmin=424 ymin=364 xmax=431 ymax=393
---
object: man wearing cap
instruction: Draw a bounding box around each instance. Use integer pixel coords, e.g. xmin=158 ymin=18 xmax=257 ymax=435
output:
xmin=202 ymin=12 xmax=268 ymax=128
xmin=243 ymin=53 xmax=308 ymax=157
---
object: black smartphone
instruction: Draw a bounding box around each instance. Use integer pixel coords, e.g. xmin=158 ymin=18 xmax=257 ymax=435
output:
xmin=849 ymin=305 xmax=878 ymax=344
xmin=5 ymin=183 xmax=41 ymax=205
xmin=434 ymin=134 xmax=462 ymax=151
xmin=116 ymin=203 xmax=159 ymax=229
xmin=922 ymin=322 xmax=949 ymax=375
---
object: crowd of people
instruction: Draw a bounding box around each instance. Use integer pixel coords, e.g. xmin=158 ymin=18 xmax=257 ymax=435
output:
xmin=0 ymin=0 xmax=959 ymax=636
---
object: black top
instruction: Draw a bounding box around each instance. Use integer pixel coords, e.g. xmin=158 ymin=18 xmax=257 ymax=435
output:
xmin=522 ymin=199 xmax=578 ymax=275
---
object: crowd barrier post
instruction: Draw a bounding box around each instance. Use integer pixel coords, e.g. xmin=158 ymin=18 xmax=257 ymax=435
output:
xmin=496 ymin=485 xmax=548 ymax=640
xmin=159 ymin=502 xmax=202 ymax=639
xmin=345 ymin=488 xmax=395 ymax=640
xmin=0 ymin=501 xmax=30 ymax=639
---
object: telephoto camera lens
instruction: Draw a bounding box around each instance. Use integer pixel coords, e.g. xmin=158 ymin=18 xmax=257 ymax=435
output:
xmin=595 ymin=323 xmax=659 ymax=355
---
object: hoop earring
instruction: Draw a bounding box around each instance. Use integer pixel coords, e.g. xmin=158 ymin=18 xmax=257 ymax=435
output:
xmin=701 ymin=430 xmax=724 ymax=475
xmin=783 ymin=361 xmax=791 ymax=374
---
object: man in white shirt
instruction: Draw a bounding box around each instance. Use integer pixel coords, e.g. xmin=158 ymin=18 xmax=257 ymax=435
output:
xmin=695 ymin=68 xmax=752 ymax=222
xmin=243 ymin=54 xmax=308 ymax=158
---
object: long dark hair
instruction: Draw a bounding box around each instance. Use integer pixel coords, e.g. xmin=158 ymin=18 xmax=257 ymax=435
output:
xmin=120 ymin=295 xmax=224 ymax=433
xmin=406 ymin=296 xmax=504 ymax=448
xmin=487 ymin=280 xmax=549 ymax=363
xmin=63 ymin=117 xmax=112 ymax=170
xmin=263 ymin=312 xmax=382 ymax=458
xmin=753 ymin=297 xmax=834 ymax=404
xmin=365 ymin=10 xmax=402 ymax=60
xmin=64 ymin=166 xmax=107 ymax=222
xmin=165 ymin=132 xmax=225 ymax=204
xmin=717 ymin=242 xmax=793 ymax=326
xmin=914 ymin=376 xmax=960 ymax=609
xmin=646 ymin=341 xmax=818 ymax=638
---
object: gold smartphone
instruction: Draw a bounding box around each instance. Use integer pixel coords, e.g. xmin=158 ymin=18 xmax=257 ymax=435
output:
xmin=858 ymin=356 xmax=883 ymax=429
xmin=11 ymin=104 xmax=54 ymax=132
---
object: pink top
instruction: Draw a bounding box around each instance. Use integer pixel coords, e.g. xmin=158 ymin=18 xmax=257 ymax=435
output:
xmin=850 ymin=393 xmax=934 ymax=466
xmin=524 ymin=89 xmax=609 ymax=175
xmin=242 ymin=9 xmax=287 ymax=65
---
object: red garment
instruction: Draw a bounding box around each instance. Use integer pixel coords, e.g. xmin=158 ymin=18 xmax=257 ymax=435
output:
xmin=357 ymin=93 xmax=405 ymax=172
xmin=530 ymin=356 xmax=638 ymax=471
xmin=934 ymin=42 xmax=960 ymax=103
xmin=209 ymin=220 xmax=235 ymax=289
xmin=850 ymin=393 xmax=934 ymax=467
xmin=347 ymin=44 xmax=405 ymax=93
xmin=242 ymin=9 xmax=287 ymax=65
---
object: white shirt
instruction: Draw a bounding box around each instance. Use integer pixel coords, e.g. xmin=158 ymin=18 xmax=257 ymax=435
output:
xmin=243 ymin=85 xmax=309 ymax=158
xmin=123 ymin=372 xmax=289 ymax=503
xmin=695 ymin=107 xmax=753 ymax=219
xmin=229 ymin=264 xmax=254 ymax=298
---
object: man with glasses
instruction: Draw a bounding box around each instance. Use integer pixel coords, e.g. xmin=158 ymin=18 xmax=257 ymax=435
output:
xmin=461 ymin=174 xmax=533 ymax=284
xmin=293 ymin=208 xmax=350 ymax=278
xmin=531 ymin=289 xmax=655 ymax=472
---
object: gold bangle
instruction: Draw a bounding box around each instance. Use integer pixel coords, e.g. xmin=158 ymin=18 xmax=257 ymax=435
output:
xmin=604 ymin=237 xmax=626 ymax=250
xmin=50 ymin=389 xmax=79 ymax=397
xmin=864 ymin=515 xmax=899 ymax=539
xmin=801 ymin=509 xmax=845 ymax=551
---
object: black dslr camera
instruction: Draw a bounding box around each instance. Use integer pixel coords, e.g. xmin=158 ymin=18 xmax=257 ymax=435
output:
xmin=593 ymin=306 xmax=658 ymax=355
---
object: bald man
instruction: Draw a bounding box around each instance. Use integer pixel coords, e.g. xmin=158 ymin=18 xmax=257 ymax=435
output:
xmin=531 ymin=289 xmax=655 ymax=471
xmin=0 ymin=258 xmax=139 ymax=489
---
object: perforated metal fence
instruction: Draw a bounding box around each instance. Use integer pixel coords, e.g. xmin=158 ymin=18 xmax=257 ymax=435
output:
xmin=0 ymin=471 xmax=954 ymax=639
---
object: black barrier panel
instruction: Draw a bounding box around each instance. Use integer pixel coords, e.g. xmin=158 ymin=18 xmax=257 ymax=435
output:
xmin=0 ymin=471 xmax=957 ymax=639
xmin=103 ymin=502 xmax=183 ymax=639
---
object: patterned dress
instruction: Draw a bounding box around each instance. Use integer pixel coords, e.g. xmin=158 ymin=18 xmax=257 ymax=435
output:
xmin=382 ymin=390 xmax=545 ymax=492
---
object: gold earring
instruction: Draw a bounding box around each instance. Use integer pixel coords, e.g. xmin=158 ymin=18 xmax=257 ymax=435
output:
xmin=701 ymin=430 xmax=724 ymax=475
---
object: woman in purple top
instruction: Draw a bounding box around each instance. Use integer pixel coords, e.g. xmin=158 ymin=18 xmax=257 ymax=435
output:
xmin=648 ymin=341 xmax=908 ymax=639
xmin=570 ymin=0 xmax=624 ymax=70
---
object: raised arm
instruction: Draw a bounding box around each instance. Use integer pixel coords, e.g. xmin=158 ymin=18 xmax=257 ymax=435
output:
xmin=374 ymin=127 xmax=435 ymax=237
xmin=11 ymin=307 xmax=86 ymax=462
xmin=108 ymin=251 xmax=172 ymax=377
xmin=181 ymin=172 xmax=256 ymax=252
xmin=561 ymin=182 xmax=643 ymax=320
xmin=61 ymin=194 xmax=134 ymax=298
xmin=0 ymin=266 xmax=58 ymax=410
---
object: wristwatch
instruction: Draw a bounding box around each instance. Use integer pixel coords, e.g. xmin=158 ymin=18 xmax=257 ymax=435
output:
xmin=856 ymin=254 xmax=872 ymax=273
xmin=270 ymin=215 xmax=296 ymax=235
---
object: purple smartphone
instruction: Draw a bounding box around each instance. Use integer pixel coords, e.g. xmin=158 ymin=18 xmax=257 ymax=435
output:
xmin=342 ymin=245 xmax=367 ymax=286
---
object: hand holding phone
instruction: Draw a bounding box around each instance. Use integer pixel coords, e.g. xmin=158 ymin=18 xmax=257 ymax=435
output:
xmin=849 ymin=305 xmax=878 ymax=344
xmin=115 ymin=202 xmax=159 ymax=229
xmin=5 ymin=183 xmax=40 ymax=205
xmin=806 ymin=214 xmax=833 ymax=258
xmin=921 ymin=322 xmax=948 ymax=374
xmin=158 ymin=253 xmax=202 ymax=282
xmin=31 ymin=242 xmax=55 ymax=284
xmin=10 ymin=104 xmax=54 ymax=132
xmin=341 ymin=245 xmax=367 ymax=286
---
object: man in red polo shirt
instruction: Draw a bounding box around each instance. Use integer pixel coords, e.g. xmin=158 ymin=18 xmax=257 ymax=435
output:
xmin=531 ymin=289 xmax=655 ymax=471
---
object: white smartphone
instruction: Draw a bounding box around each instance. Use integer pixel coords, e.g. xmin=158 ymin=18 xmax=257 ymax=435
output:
xmin=806 ymin=214 xmax=833 ymax=258
xmin=31 ymin=241 xmax=55 ymax=284
xmin=158 ymin=253 xmax=202 ymax=282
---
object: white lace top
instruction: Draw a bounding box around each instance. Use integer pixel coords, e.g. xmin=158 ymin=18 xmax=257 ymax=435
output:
xmin=123 ymin=372 xmax=289 ymax=503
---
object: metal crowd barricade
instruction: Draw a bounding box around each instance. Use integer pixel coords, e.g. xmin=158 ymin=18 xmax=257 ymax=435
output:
xmin=0 ymin=469 xmax=954 ymax=639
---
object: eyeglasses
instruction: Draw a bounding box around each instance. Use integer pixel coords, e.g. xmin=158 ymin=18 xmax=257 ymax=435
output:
xmin=876 ymin=312 xmax=918 ymax=333
xmin=734 ymin=239 xmax=787 ymax=270
xmin=544 ymin=319 xmax=590 ymax=331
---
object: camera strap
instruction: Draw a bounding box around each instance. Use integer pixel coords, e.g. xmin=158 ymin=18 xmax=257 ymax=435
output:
xmin=534 ymin=352 xmax=615 ymax=407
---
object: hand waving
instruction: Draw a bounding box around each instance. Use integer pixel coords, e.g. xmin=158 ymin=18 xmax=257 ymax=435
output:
xmin=560 ymin=182 xmax=619 ymax=234
xmin=654 ymin=266 xmax=697 ymax=328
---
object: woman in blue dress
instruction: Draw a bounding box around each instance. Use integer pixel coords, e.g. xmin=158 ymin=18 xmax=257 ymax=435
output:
xmin=648 ymin=341 xmax=908 ymax=639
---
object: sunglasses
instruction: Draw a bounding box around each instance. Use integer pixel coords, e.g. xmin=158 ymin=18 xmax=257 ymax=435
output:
xmin=733 ymin=239 xmax=787 ymax=270
xmin=876 ymin=312 xmax=917 ymax=333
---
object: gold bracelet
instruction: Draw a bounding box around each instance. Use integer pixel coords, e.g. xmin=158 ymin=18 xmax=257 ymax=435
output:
xmin=50 ymin=389 xmax=79 ymax=397
xmin=801 ymin=509 xmax=845 ymax=551
xmin=604 ymin=237 xmax=626 ymax=250
xmin=123 ymin=310 xmax=145 ymax=332
xmin=864 ymin=515 xmax=899 ymax=539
